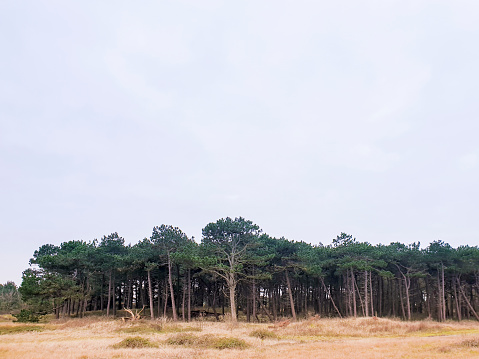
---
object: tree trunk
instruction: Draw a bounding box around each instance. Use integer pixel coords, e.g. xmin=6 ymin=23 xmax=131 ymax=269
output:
xmin=457 ymin=277 xmax=479 ymax=321
xmin=320 ymin=277 xmax=342 ymax=318
xmin=364 ymin=270 xmax=369 ymax=317
xmin=148 ymin=270 xmax=154 ymax=319
xmin=112 ymin=276 xmax=116 ymax=317
xmin=82 ymin=276 xmax=89 ymax=318
xmin=163 ymin=280 xmax=168 ymax=317
xmin=441 ymin=263 xmax=446 ymax=321
xmin=353 ymin=273 xmax=365 ymax=316
xmin=453 ymin=276 xmax=462 ymax=320
xmin=369 ymin=271 xmax=374 ymax=316
xmin=187 ymin=269 xmax=191 ymax=322
xmin=255 ymin=291 xmax=273 ymax=321
xmin=252 ymin=268 xmax=257 ymax=322
xmin=182 ymin=279 xmax=186 ymax=321
xmin=351 ymin=270 xmax=357 ymax=317
xmin=167 ymin=253 xmax=178 ymax=321
xmin=399 ymin=278 xmax=406 ymax=319
xmin=106 ymin=271 xmax=112 ymax=317
xmin=212 ymin=280 xmax=219 ymax=321
xmin=285 ymin=270 xmax=297 ymax=321
xmin=228 ymin=276 xmax=237 ymax=322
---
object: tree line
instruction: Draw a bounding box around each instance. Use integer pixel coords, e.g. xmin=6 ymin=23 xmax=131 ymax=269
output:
xmin=18 ymin=217 xmax=479 ymax=322
xmin=0 ymin=282 xmax=22 ymax=313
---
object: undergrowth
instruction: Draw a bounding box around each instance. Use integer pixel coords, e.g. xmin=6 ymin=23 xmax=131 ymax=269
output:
xmin=117 ymin=321 xmax=202 ymax=334
xmin=111 ymin=336 xmax=158 ymax=349
xmin=166 ymin=333 xmax=249 ymax=349
xmin=459 ymin=337 xmax=479 ymax=348
xmin=0 ymin=324 xmax=43 ymax=335
xmin=281 ymin=317 xmax=478 ymax=338
xmin=0 ymin=314 xmax=15 ymax=322
xmin=250 ymin=329 xmax=278 ymax=340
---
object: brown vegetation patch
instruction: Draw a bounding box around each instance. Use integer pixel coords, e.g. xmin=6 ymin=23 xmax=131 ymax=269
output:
xmin=166 ymin=332 xmax=249 ymax=349
xmin=116 ymin=320 xmax=202 ymax=334
xmin=111 ymin=336 xmax=159 ymax=349
xmin=249 ymin=329 xmax=279 ymax=340
xmin=0 ymin=324 xmax=44 ymax=335
xmin=458 ymin=337 xmax=479 ymax=348
xmin=0 ymin=314 xmax=15 ymax=322
xmin=280 ymin=317 xmax=478 ymax=339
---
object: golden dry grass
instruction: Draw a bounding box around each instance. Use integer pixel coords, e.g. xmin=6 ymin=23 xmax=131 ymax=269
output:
xmin=0 ymin=316 xmax=478 ymax=358
xmin=0 ymin=315 xmax=16 ymax=323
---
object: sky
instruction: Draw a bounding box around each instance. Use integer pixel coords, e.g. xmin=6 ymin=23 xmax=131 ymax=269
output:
xmin=1 ymin=0 xmax=479 ymax=285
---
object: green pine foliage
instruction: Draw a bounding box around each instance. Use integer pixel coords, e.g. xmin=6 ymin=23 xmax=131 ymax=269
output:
xmin=15 ymin=218 xmax=479 ymax=323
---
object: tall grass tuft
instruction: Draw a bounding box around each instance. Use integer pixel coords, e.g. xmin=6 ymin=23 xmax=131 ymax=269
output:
xmin=111 ymin=336 xmax=158 ymax=349
xmin=166 ymin=333 xmax=249 ymax=349
xmin=250 ymin=329 xmax=278 ymax=340
xmin=0 ymin=324 xmax=43 ymax=335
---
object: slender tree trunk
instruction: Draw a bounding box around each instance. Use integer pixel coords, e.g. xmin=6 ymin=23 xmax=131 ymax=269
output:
xmin=395 ymin=265 xmax=412 ymax=321
xmin=228 ymin=275 xmax=237 ymax=322
xmin=82 ymin=277 xmax=89 ymax=318
xmin=167 ymin=253 xmax=178 ymax=321
xmin=107 ymin=271 xmax=112 ymax=317
xmin=163 ymin=280 xmax=168 ymax=317
xmin=158 ymin=279 xmax=161 ymax=319
xmin=346 ymin=272 xmax=352 ymax=316
xmin=187 ymin=269 xmax=191 ymax=322
xmin=285 ymin=270 xmax=297 ymax=321
xmin=147 ymin=270 xmax=154 ymax=319
xmin=252 ymin=268 xmax=257 ymax=322
xmin=369 ymin=271 xmax=374 ymax=316
xmin=441 ymin=263 xmax=446 ymax=321
xmin=453 ymin=276 xmax=462 ymax=320
xmin=399 ymin=278 xmax=406 ymax=319
xmin=457 ymin=277 xmax=479 ymax=321
xmin=320 ymin=277 xmax=342 ymax=318
xmin=100 ymin=275 xmax=104 ymax=312
xmin=351 ymin=270 xmax=357 ymax=317
xmin=272 ymin=286 xmax=277 ymax=321
xmin=437 ymin=270 xmax=443 ymax=321
xmin=364 ymin=270 xmax=369 ymax=317
xmin=112 ymin=276 xmax=116 ymax=317
xmin=353 ymin=274 xmax=365 ymax=316
xmin=182 ymin=279 xmax=186 ymax=321
xmin=254 ymin=291 xmax=273 ymax=321
xmin=405 ymin=276 xmax=411 ymax=320
xmin=212 ymin=280 xmax=219 ymax=321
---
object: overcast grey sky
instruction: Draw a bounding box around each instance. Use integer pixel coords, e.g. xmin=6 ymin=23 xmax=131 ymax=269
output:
xmin=1 ymin=0 xmax=479 ymax=285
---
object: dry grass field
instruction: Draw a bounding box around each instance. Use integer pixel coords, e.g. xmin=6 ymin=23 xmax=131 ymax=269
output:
xmin=1 ymin=315 xmax=479 ymax=359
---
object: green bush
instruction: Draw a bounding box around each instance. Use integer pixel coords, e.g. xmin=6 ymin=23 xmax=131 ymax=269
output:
xmin=0 ymin=325 xmax=43 ymax=335
xmin=212 ymin=337 xmax=249 ymax=349
xmin=12 ymin=310 xmax=40 ymax=323
xmin=112 ymin=336 xmax=158 ymax=349
xmin=166 ymin=333 xmax=249 ymax=350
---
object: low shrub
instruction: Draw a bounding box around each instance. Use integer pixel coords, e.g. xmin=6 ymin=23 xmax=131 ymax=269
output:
xmin=166 ymin=333 xmax=202 ymax=346
xmin=212 ymin=337 xmax=249 ymax=349
xmin=0 ymin=314 xmax=15 ymax=322
xmin=117 ymin=322 xmax=202 ymax=334
xmin=250 ymin=329 xmax=278 ymax=340
xmin=166 ymin=333 xmax=249 ymax=350
xmin=0 ymin=325 xmax=43 ymax=335
xmin=112 ymin=336 xmax=158 ymax=349
xmin=459 ymin=337 xmax=479 ymax=348
xmin=12 ymin=310 xmax=40 ymax=323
